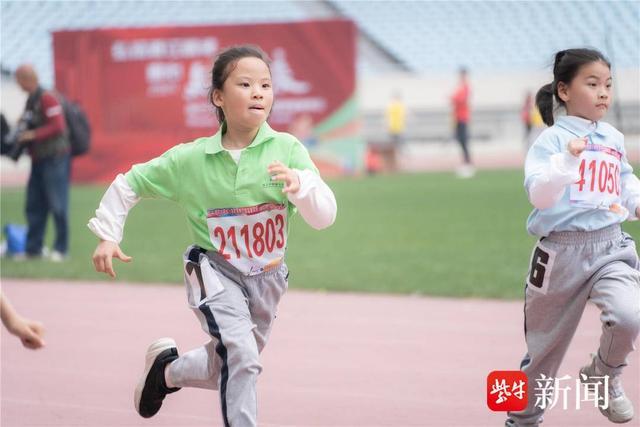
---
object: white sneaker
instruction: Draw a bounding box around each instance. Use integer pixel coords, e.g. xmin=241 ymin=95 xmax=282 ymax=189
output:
xmin=455 ymin=164 xmax=476 ymax=178
xmin=49 ymin=250 xmax=66 ymax=262
xmin=579 ymin=354 xmax=634 ymax=423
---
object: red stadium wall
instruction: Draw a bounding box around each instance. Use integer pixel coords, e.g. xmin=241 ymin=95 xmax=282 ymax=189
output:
xmin=53 ymin=20 xmax=357 ymax=183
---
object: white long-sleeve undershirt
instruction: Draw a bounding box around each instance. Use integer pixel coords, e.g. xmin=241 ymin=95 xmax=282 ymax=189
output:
xmin=87 ymin=174 xmax=140 ymax=243
xmin=527 ymin=152 xmax=582 ymax=210
xmin=287 ymin=169 xmax=337 ymax=230
xmin=88 ymin=169 xmax=336 ymax=243
xmin=622 ymin=172 xmax=640 ymax=220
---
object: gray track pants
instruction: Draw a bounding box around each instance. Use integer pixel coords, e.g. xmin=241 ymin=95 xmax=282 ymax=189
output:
xmin=508 ymin=224 xmax=640 ymax=426
xmin=167 ymin=245 xmax=288 ymax=427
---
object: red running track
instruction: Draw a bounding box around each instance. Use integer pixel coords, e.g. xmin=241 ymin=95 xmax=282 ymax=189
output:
xmin=1 ymin=279 xmax=638 ymax=426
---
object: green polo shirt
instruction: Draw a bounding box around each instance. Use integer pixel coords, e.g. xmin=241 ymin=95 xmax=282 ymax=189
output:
xmin=125 ymin=122 xmax=318 ymax=251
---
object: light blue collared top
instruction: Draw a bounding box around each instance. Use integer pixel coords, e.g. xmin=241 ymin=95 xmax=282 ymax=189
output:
xmin=525 ymin=115 xmax=638 ymax=237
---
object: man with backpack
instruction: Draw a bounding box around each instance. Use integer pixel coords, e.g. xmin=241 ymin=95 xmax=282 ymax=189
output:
xmin=14 ymin=64 xmax=71 ymax=262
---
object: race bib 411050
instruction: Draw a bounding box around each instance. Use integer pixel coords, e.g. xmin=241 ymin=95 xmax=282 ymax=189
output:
xmin=207 ymin=203 xmax=287 ymax=276
xmin=570 ymin=144 xmax=622 ymax=211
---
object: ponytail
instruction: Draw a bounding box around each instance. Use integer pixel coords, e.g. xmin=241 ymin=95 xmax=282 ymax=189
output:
xmin=535 ymin=83 xmax=555 ymax=126
xmin=552 ymin=50 xmax=567 ymax=75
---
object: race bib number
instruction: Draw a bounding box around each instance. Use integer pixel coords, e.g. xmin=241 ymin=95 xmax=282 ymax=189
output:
xmin=569 ymin=144 xmax=622 ymax=210
xmin=207 ymin=203 xmax=287 ymax=276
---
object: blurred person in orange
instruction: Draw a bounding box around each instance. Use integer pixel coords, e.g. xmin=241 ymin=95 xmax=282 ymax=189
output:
xmin=527 ymin=103 xmax=545 ymax=149
xmin=522 ymin=91 xmax=546 ymax=148
xmin=365 ymin=144 xmax=383 ymax=175
xmin=1 ymin=291 xmax=45 ymax=349
xmin=521 ymin=91 xmax=534 ymax=143
xmin=451 ymin=67 xmax=474 ymax=178
xmin=288 ymin=113 xmax=317 ymax=148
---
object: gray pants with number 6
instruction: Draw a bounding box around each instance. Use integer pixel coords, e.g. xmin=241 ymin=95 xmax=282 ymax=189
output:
xmin=508 ymin=224 xmax=640 ymax=426
xmin=166 ymin=245 xmax=288 ymax=427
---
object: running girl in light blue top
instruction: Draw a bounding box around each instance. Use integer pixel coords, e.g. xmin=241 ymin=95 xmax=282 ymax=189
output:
xmin=506 ymin=48 xmax=640 ymax=427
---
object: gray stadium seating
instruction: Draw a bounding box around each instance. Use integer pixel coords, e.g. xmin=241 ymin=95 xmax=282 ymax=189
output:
xmin=0 ymin=0 xmax=307 ymax=87
xmin=2 ymin=0 xmax=638 ymax=88
xmin=330 ymin=0 xmax=640 ymax=72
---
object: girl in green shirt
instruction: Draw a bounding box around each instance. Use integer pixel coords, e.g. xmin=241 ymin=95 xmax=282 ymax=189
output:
xmin=89 ymin=45 xmax=337 ymax=427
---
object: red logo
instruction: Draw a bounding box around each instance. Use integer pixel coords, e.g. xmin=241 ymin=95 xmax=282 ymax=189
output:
xmin=487 ymin=371 xmax=528 ymax=412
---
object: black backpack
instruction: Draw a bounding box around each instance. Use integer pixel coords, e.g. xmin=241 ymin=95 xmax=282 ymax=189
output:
xmin=57 ymin=94 xmax=91 ymax=156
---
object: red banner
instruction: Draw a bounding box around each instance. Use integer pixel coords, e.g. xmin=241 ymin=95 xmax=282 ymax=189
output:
xmin=53 ymin=20 xmax=356 ymax=182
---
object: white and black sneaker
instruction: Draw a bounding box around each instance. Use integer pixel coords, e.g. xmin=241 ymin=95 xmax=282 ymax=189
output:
xmin=579 ymin=354 xmax=634 ymax=424
xmin=134 ymin=338 xmax=181 ymax=418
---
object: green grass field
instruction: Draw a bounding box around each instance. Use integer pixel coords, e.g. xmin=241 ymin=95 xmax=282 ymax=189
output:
xmin=1 ymin=169 xmax=638 ymax=299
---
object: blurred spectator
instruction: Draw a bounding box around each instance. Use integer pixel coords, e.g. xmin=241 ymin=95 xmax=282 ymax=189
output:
xmin=527 ymin=104 xmax=545 ymax=148
xmin=521 ymin=91 xmax=534 ymax=142
xmin=0 ymin=113 xmax=10 ymax=155
xmin=365 ymin=144 xmax=383 ymax=175
xmin=384 ymin=91 xmax=406 ymax=172
xmin=451 ymin=67 xmax=474 ymax=178
xmin=521 ymin=91 xmax=546 ymax=149
xmin=288 ymin=113 xmax=318 ymax=148
xmin=14 ymin=64 xmax=71 ymax=262
xmin=0 ymin=291 xmax=45 ymax=349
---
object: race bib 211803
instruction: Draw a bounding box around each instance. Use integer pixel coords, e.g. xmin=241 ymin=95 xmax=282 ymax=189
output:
xmin=207 ymin=203 xmax=287 ymax=276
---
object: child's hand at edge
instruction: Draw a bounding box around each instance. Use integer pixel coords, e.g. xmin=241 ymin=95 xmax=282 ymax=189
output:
xmin=1 ymin=293 xmax=46 ymax=350
xmin=92 ymin=240 xmax=132 ymax=278
xmin=8 ymin=316 xmax=45 ymax=349
xmin=267 ymin=161 xmax=300 ymax=194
